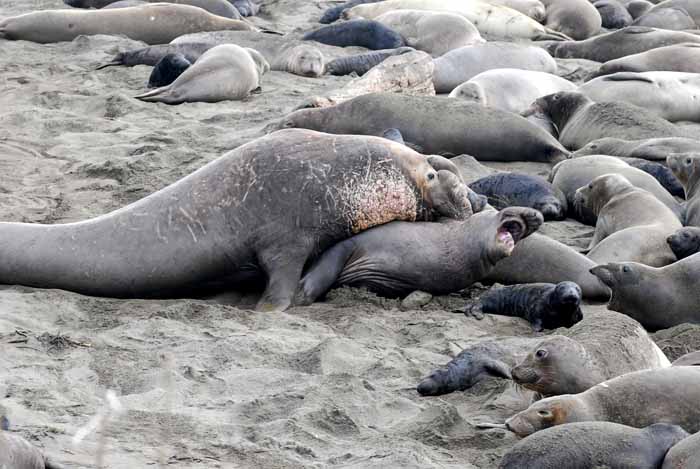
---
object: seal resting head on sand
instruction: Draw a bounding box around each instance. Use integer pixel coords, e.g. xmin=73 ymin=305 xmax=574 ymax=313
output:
xmin=0 ymin=129 xmax=472 ymax=312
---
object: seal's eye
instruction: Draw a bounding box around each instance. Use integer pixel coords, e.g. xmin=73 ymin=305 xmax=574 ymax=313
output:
xmin=535 ymin=349 xmax=548 ymax=359
xmin=552 ymin=94 xmax=559 ymax=101
xmin=590 ymin=144 xmax=598 ymax=149
xmin=537 ymin=410 xmax=553 ymax=419
xmin=687 ymin=158 xmax=692 ymax=165
xmin=427 ymin=172 xmax=436 ymax=181
xmin=623 ymin=266 xmax=631 ymax=273
xmin=588 ymin=183 xmax=593 ymax=189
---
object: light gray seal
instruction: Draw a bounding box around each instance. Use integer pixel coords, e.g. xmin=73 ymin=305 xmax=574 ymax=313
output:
xmin=592 ymin=0 xmax=633 ymax=28
xmin=573 ymin=137 xmax=700 ymax=161
xmin=663 ymin=431 xmax=700 ymax=469
xmin=540 ymin=0 xmax=602 ymax=40
xmin=593 ymin=43 xmax=700 ymax=77
xmin=633 ymin=5 xmax=697 ymax=29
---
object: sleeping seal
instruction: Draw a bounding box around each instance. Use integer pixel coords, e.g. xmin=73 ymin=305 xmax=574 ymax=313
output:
xmin=593 ymin=43 xmax=700 ymax=77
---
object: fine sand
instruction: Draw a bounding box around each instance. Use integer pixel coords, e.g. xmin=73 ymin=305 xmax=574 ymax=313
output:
xmin=0 ymin=1 xmax=695 ymax=468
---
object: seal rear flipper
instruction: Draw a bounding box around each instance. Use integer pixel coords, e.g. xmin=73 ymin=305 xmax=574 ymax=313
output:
xmin=536 ymin=28 xmax=573 ymax=41
xmin=133 ymin=86 xmax=176 ymax=104
xmin=95 ymin=52 xmax=126 ymax=70
xmin=297 ymin=240 xmax=356 ymax=305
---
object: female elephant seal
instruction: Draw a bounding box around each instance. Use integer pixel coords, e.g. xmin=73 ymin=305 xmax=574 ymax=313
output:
xmin=134 ymin=45 xmax=269 ymax=104
xmin=580 ymin=72 xmax=700 ymax=122
xmin=574 ymin=137 xmax=700 ymax=161
xmin=505 ymin=367 xmax=700 ymax=436
xmin=273 ymin=93 xmax=570 ymax=162
xmin=668 ymin=153 xmax=700 ymax=227
xmin=302 ymin=20 xmax=405 ymax=50
xmin=594 ymin=43 xmax=700 ymax=77
xmin=511 ymin=309 xmax=670 ymax=396
xmin=320 ymin=0 xmax=383 ymax=23
xmin=0 ymin=130 xmax=471 ymax=312
xmin=500 ymin=422 xmax=688 ymax=469
xmin=540 ymin=0 xmax=602 ymax=40
xmin=0 ymin=4 xmax=254 ymax=44
xmin=575 ymin=173 xmax=681 ymax=266
xmin=297 ymin=206 xmax=544 ymax=303
xmin=663 ymin=431 xmax=700 ymax=469
xmin=73 ymin=0 xmax=244 ymax=19
xmin=0 ymin=430 xmax=65 ymax=469
xmin=667 ymin=227 xmax=700 ymax=260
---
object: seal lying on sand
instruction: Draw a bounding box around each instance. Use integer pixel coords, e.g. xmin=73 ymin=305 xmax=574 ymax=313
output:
xmin=668 ymin=153 xmax=700 ymax=227
xmin=573 ymin=137 xmax=700 ymax=161
xmin=66 ymin=0 xmax=244 ymax=19
xmin=134 ymin=45 xmax=269 ymax=104
xmin=540 ymin=0 xmax=602 ymax=40
xmin=148 ymin=53 xmax=191 ymax=88
xmin=593 ymin=43 xmax=700 ymax=77
xmin=667 ymin=227 xmax=700 ymax=259
xmin=618 ymin=157 xmax=684 ymax=197
xmin=324 ymin=47 xmax=414 ymax=76
xmin=0 ymin=4 xmax=254 ymax=44
xmin=302 ymin=19 xmax=405 ymax=50
xmin=272 ymin=93 xmax=570 ymax=162
xmin=592 ymin=0 xmax=633 ymax=29
xmin=463 ymin=282 xmax=583 ymax=331
xmin=506 ymin=367 xmax=700 ymax=436
xmin=320 ymin=0 xmax=383 ymax=23
xmin=0 ymin=130 xmax=472 ymax=312
xmin=0 ymin=430 xmax=65 ymax=469
xmin=500 ymin=422 xmax=688 ymax=469
xmin=297 ymin=207 xmax=543 ymax=303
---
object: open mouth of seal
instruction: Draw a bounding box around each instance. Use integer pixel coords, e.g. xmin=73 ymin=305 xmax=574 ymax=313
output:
xmin=497 ymin=219 xmax=525 ymax=253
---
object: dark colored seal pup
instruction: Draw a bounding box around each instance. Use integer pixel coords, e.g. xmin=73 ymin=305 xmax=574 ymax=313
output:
xmin=0 ymin=130 xmax=472 ymax=312
xmin=592 ymin=0 xmax=633 ymax=29
xmin=320 ymin=0 xmax=381 ymax=23
xmin=302 ymin=19 xmax=405 ymax=50
xmin=468 ymin=173 xmax=567 ymax=221
xmin=464 ymin=282 xmax=583 ymax=332
xmin=148 ymin=53 xmax=191 ymax=88
xmin=500 ymin=422 xmax=689 ymax=469
xmin=667 ymin=227 xmax=700 ymax=260
xmin=97 ymin=43 xmax=212 ymax=69
xmin=619 ymin=157 xmax=685 ymax=197
xmin=231 ymin=0 xmax=258 ymax=16
xmin=324 ymin=47 xmax=414 ymax=76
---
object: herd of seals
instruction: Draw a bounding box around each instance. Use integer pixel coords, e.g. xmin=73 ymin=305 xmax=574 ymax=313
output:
xmin=3 ymin=0 xmax=700 ymax=467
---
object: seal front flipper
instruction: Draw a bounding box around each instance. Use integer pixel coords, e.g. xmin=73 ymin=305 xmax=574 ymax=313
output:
xmin=256 ymin=248 xmax=308 ymax=312
xmin=297 ymin=239 xmax=356 ymax=305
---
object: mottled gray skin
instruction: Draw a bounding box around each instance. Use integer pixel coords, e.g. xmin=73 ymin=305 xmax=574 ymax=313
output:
xmin=668 ymin=153 xmax=700 ymax=227
xmin=148 ymin=53 xmax=191 ymax=88
xmin=663 ymin=431 xmax=700 ymax=469
xmin=619 ymin=157 xmax=684 ymax=197
xmin=668 ymin=227 xmax=700 ymax=260
xmin=542 ymin=26 xmax=700 ymax=62
xmin=627 ymin=0 xmax=654 ymax=19
xmin=302 ymin=20 xmax=405 ymax=50
xmin=506 ymin=367 xmax=700 ymax=437
xmin=511 ymin=310 xmax=670 ymax=396
xmin=591 ymin=260 xmax=700 ymax=329
xmin=273 ymin=93 xmax=571 ymax=162
xmin=324 ymin=47 xmax=414 ymax=76
xmin=297 ymin=207 xmax=543 ymax=302
xmin=0 ymin=130 xmax=471 ymax=312
xmin=593 ymin=44 xmax=700 ymax=77
xmin=574 ymin=137 xmax=700 ymax=161
xmin=320 ymin=0 xmax=382 ymax=23
xmin=501 ymin=422 xmax=688 ymax=469
xmin=485 ymin=233 xmax=611 ymax=299
xmin=230 ymin=0 xmax=258 ymax=16
xmin=541 ymin=0 xmax=602 ymax=40
xmin=672 ymin=350 xmax=700 ymax=366
xmin=633 ymin=6 xmax=697 ymax=29
xmin=592 ymin=0 xmax=633 ymax=28
xmin=0 ymin=431 xmax=65 ymax=469
xmin=469 ymin=173 xmax=567 ymax=221
xmin=67 ymin=0 xmax=242 ymax=18
xmin=466 ymin=282 xmax=583 ymax=331
xmin=524 ymin=91 xmax=688 ymax=151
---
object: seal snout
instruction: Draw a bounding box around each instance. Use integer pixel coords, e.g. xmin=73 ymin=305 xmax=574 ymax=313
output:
xmin=589 ymin=265 xmax=615 ymax=287
xmin=416 ymin=377 xmax=441 ymax=396
xmin=511 ymin=365 xmax=538 ymax=385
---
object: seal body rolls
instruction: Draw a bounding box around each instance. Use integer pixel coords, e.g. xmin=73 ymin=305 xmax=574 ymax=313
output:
xmin=302 ymin=20 xmax=405 ymax=50
xmin=663 ymin=431 xmax=700 ymax=469
xmin=0 ymin=4 xmax=255 ymax=44
xmin=274 ymin=93 xmax=570 ymax=162
xmin=0 ymin=130 xmax=472 ymax=312
xmin=500 ymin=422 xmax=689 ymax=469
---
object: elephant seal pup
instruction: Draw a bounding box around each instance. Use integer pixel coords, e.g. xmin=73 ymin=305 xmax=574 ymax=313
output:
xmin=576 ymin=173 xmax=681 ymax=267
xmin=634 ymin=6 xmax=697 ymax=30
xmin=302 ymin=20 xmax=405 ymax=50
xmin=374 ymin=10 xmax=483 ymax=57
xmin=0 ymin=430 xmax=65 ymax=469
xmin=464 ymin=282 xmax=583 ymax=331
xmin=619 ymin=157 xmax=684 ymax=197
xmin=320 ymin=0 xmax=382 ymax=23
xmin=580 ymin=72 xmax=700 ymax=123
xmin=484 ymin=233 xmax=611 ymax=300
xmin=593 ymin=44 xmax=700 ymax=77
xmin=506 ymin=367 xmax=700 ymax=436
xmin=663 ymin=431 xmax=700 ymax=469
xmin=524 ymin=91 xmax=688 ymax=150
xmin=592 ymin=0 xmax=633 ymax=29
xmin=0 ymin=4 xmax=254 ymax=44
xmin=297 ymin=207 xmax=544 ymax=302
xmin=0 ymin=130 xmax=472 ymax=311
xmin=273 ymin=93 xmax=570 ymax=162
xmin=550 ymin=155 xmax=682 ymax=223
xmin=543 ymin=26 xmax=700 ymax=62
xmin=148 ymin=53 xmax=191 ymax=88
xmin=667 ymin=227 xmax=700 ymax=260
xmin=432 ymin=42 xmax=557 ymax=93
xmin=500 ymin=422 xmax=688 ymax=469
xmin=668 ymin=153 xmax=700 ymax=227
xmin=540 ymin=0 xmax=602 ymax=40
xmin=449 ymin=69 xmax=577 ymax=115
xmin=134 ymin=45 xmax=269 ymax=104
xmin=468 ymin=173 xmax=567 ymax=221
xmin=70 ymin=0 xmax=244 ymax=18
xmin=324 ymin=47 xmax=414 ymax=76
xmin=101 ymin=0 xmax=147 ymax=7
xmin=231 ymin=0 xmax=259 ymax=16
xmin=574 ymin=137 xmax=700 ymax=161
xmin=511 ymin=309 xmax=670 ymax=396
xmin=591 ymin=260 xmax=700 ymax=329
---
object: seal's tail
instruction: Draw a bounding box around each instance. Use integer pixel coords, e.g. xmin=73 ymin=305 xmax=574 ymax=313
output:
xmin=95 ymin=53 xmax=125 ymax=70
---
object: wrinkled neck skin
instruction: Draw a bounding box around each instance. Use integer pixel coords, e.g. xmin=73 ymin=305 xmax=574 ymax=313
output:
xmin=593 ymin=186 xmax=633 ymax=216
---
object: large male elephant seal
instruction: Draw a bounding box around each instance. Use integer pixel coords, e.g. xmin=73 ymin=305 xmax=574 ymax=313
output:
xmin=448 ymin=69 xmax=577 ymax=115
xmin=0 ymin=430 xmax=65 ymax=469
xmin=297 ymin=207 xmax=543 ymax=302
xmin=374 ymin=10 xmax=483 ymax=57
xmin=65 ymin=0 xmax=243 ymax=19
xmin=593 ymin=43 xmax=700 ymax=77
xmin=432 ymin=42 xmax=557 ymax=93
xmin=505 ymin=367 xmax=700 ymax=436
xmin=302 ymin=20 xmax=405 ymax=50
xmin=0 ymin=4 xmax=254 ymax=44
xmin=542 ymin=26 xmax=700 ymax=62
xmin=667 ymin=227 xmax=700 ymax=259
xmin=540 ymin=0 xmax=602 ymax=40
xmin=574 ymin=137 xmax=700 ymax=161
xmin=668 ymin=153 xmax=700 ymax=227
xmin=523 ymin=91 xmax=688 ymax=150
xmin=272 ymin=93 xmax=570 ymax=162
xmin=134 ymin=45 xmax=269 ymax=104
xmin=580 ymin=72 xmax=700 ymax=122
xmin=591 ymin=259 xmax=700 ymax=329
xmin=663 ymin=431 xmax=700 ymax=469
xmin=0 ymin=130 xmax=472 ymax=312
xmin=575 ymin=174 xmax=681 ymax=266
xmin=592 ymin=0 xmax=633 ymax=28
xmin=500 ymin=422 xmax=688 ymax=469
